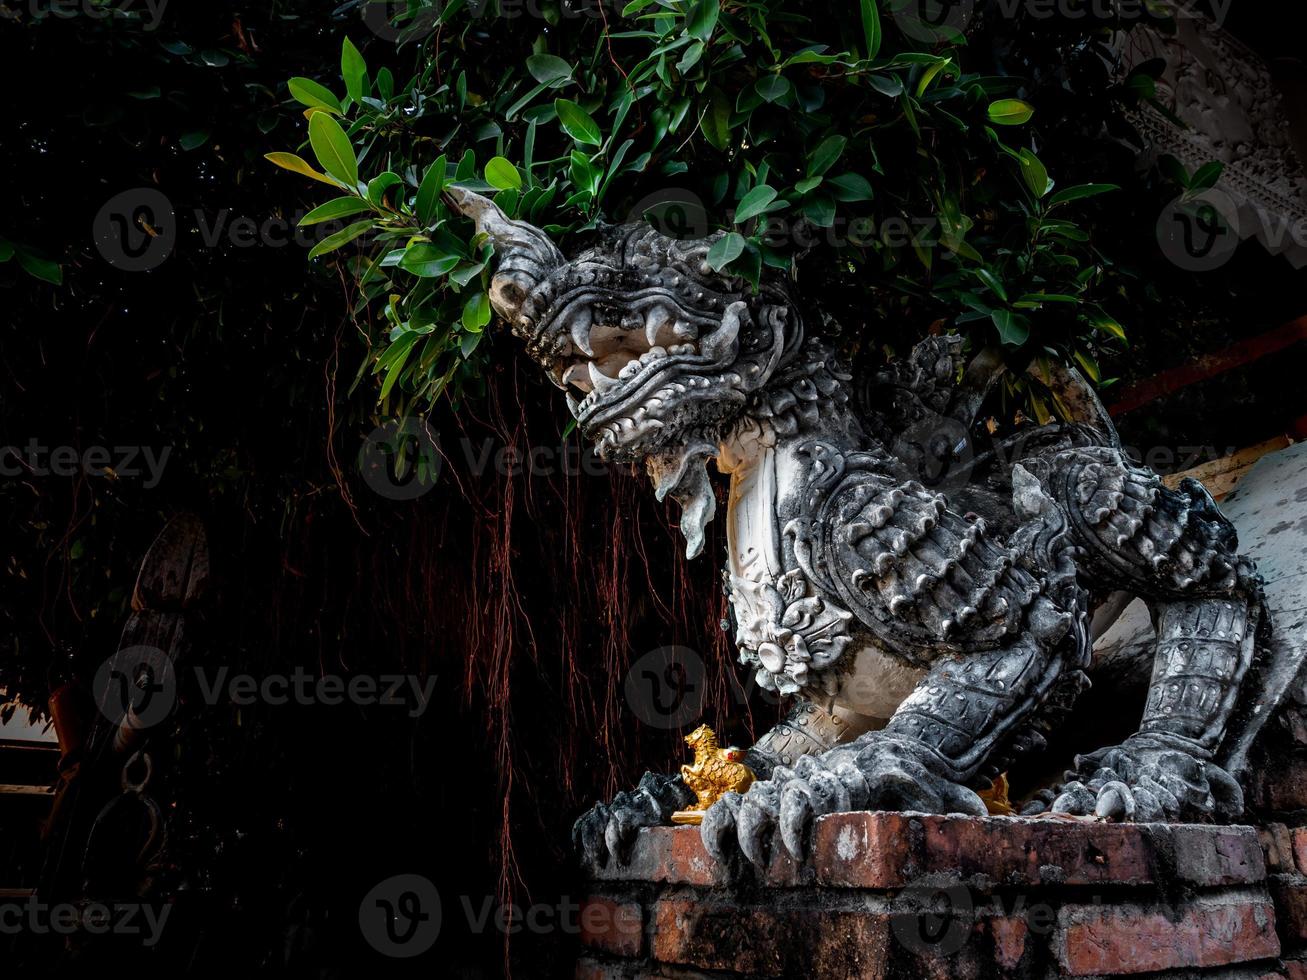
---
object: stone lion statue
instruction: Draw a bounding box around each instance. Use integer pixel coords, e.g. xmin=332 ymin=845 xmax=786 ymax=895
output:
xmin=445 ymin=186 xmax=1292 ymax=872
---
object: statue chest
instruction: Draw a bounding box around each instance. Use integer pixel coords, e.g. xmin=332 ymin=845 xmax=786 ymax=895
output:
xmin=722 ymin=443 xmax=925 ymax=720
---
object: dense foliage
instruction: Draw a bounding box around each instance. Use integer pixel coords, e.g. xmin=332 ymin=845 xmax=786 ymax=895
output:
xmin=270 ymin=0 xmax=1189 ymax=424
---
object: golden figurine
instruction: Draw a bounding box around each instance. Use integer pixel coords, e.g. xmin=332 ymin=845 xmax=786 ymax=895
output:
xmin=671 ymin=724 xmax=755 ymax=826
xmin=977 ymin=772 xmax=1016 ymax=816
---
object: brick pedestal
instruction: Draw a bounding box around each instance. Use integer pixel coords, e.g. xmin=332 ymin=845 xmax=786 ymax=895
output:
xmin=577 ymin=813 xmax=1295 ymax=979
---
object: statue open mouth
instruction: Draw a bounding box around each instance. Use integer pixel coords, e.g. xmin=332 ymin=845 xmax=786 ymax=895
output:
xmin=549 ymin=298 xmax=746 ymax=455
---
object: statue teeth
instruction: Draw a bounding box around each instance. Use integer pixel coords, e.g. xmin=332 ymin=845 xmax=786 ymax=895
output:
xmin=566 ymin=393 xmax=582 ymax=418
xmin=619 ymin=359 xmax=642 ymax=381
xmin=648 ymin=345 xmax=666 ymax=359
xmin=644 ymin=306 xmax=671 ymax=347
xmin=589 ymin=361 xmax=618 ymax=392
xmin=570 ymin=308 xmax=594 ymax=357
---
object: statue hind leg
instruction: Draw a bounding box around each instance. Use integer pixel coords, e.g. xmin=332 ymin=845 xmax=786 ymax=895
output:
xmin=1023 ymin=445 xmax=1267 ymax=821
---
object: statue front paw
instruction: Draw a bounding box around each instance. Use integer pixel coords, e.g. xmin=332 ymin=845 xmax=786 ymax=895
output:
xmin=1035 ymin=734 xmax=1243 ymax=822
xmin=572 ymin=771 xmax=693 ymax=868
xmin=700 ymin=733 xmax=985 ymax=869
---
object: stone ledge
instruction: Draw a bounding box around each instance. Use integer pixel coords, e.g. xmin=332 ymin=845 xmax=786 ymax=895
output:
xmin=582 ymin=814 xmax=1283 ymax=979
xmin=588 ymin=812 xmax=1266 ymax=891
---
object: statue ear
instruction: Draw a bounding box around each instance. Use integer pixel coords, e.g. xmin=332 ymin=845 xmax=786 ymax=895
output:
xmin=442 ymin=186 xmax=564 ymax=325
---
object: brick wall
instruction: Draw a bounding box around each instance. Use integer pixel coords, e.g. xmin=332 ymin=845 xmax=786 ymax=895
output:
xmin=576 ymin=813 xmax=1300 ymax=979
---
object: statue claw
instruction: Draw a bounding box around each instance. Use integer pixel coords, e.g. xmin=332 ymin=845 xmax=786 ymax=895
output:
xmin=572 ymin=771 xmax=695 ymax=867
xmin=778 ymin=779 xmax=816 ymax=860
xmin=1048 ymin=735 xmax=1243 ymax=822
xmin=700 ymin=791 xmax=743 ymax=864
xmin=574 ymin=803 xmax=611 ymax=868
xmin=736 ymin=780 xmax=782 ymax=870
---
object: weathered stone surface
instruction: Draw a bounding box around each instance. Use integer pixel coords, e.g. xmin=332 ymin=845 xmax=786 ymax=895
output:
xmin=1262 ymin=822 xmax=1297 ymax=873
xmin=1271 ymin=876 xmax=1307 ymax=946
xmin=1221 ymin=441 xmax=1307 ymax=776
xmin=593 ymin=815 xmax=1266 ymax=894
xmin=588 ymin=827 xmax=719 ymax=887
xmin=1055 ymin=895 xmax=1280 ymax=975
xmin=812 ymin=812 xmax=1263 ymax=889
xmin=579 ymin=896 xmax=645 ymax=958
xmin=1294 ymin=828 xmax=1307 ymax=875
xmin=651 ymin=897 xmax=889 ymax=978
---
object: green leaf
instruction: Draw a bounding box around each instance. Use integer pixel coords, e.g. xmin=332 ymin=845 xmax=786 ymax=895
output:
xmin=1048 ymin=183 xmax=1119 ymax=207
xmin=859 ymin=0 xmax=882 ymax=60
xmin=735 ymin=184 xmax=777 ymax=224
xmin=367 ymin=172 xmax=403 ymax=207
xmin=699 ymin=87 xmax=731 ymax=151
xmin=554 ymin=99 xmax=602 ymax=146
xmin=975 ymin=268 xmax=1008 ymax=302
xmin=179 ymin=130 xmax=210 ymax=151
xmin=1018 ymin=148 xmax=1053 ymax=198
xmin=307 ymin=219 xmax=374 ymax=259
xmin=415 ymin=154 xmax=447 ymax=226
xmin=1090 ymin=314 xmax=1127 ymax=342
xmin=677 ymin=41 xmax=704 ymax=74
xmin=526 ymin=54 xmax=572 ymax=86
xmin=17 ymin=252 xmax=61 ymax=285
xmin=0 ymin=240 xmax=13 ymax=262
xmin=987 ymin=99 xmax=1034 ymax=126
xmin=1159 ymin=154 xmax=1190 ymax=188
xmin=288 ymin=77 xmax=342 ymax=114
xmin=308 ymin=112 xmax=358 ymax=188
xmin=1190 ymin=161 xmax=1224 ymax=191
xmin=398 ymin=243 xmax=460 ymax=278
xmin=485 ymin=157 xmax=522 ymax=190
xmin=462 ymin=291 xmax=492 ymax=332
xmin=687 ymin=0 xmax=719 ymax=42
xmin=990 ymin=309 xmax=1030 ymax=346
xmin=807 ymin=134 xmax=847 ymax=176
xmin=755 ymin=74 xmax=791 ymax=103
xmin=299 ymin=196 xmax=374 ymax=226
xmin=706 ymin=232 xmax=746 ymax=271
xmin=341 ymin=38 xmax=367 ymax=102
xmin=264 ymin=152 xmax=342 ymax=188
xmin=826 ymin=172 xmax=873 ymax=202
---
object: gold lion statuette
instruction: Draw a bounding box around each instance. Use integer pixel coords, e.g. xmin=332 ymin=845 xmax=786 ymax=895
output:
xmin=671 ymin=724 xmax=755 ymax=826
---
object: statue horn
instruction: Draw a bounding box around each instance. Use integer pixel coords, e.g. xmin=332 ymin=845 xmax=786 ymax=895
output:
xmin=442 ymin=185 xmax=564 ymax=328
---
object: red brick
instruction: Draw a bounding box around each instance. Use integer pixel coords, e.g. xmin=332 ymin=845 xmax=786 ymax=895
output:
xmin=1249 ymin=753 xmax=1307 ymax=812
xmin=579 ymin=896 xmax=644 ymax=958
xmin=1262 ymin=823 xmax=1296 ymax=873
xmin=812 ymin=812 xmax=1262 ymax=890
xmin=1273 ymin=877 xmax=1307 ymax=945
xmin=1056 ymin=898 xmax=1280 ymax=975
xmin=1293 ymin=829 xmax=1307 ymax=876
xmin=652 ymin=896 xmax=889 ymax=977
xmin=588 ymin=826 xmax=716 ymax=886
xmin=988 ymin=916 xmax=1029 ymax=972
xmin=1165 ymin=823 xmax=1267 ymax=885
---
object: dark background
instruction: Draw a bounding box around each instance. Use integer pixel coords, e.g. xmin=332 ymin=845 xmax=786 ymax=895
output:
xmin=1 ymin=1 xmax=1306 ymax=976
